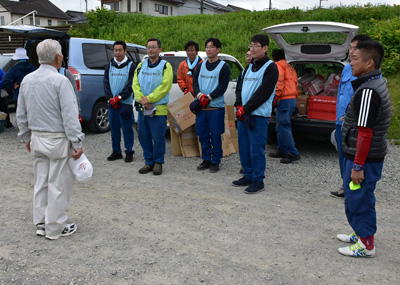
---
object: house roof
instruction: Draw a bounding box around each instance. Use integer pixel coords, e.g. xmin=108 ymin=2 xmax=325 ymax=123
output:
xmin=197 ymin=0 xmax=234 ymax=12
xmin=0 ymin=0 xmax=68 ymax=20
xmin=227 ymin=4 xmax=250 ymax=12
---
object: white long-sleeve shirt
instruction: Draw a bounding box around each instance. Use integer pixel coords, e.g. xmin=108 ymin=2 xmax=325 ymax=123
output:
xmin=17 ymin=64 xmax=84 ymax=149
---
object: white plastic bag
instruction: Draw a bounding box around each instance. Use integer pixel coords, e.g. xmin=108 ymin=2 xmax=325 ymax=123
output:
xmin=68 ymin=153 xmax=93 ymax=182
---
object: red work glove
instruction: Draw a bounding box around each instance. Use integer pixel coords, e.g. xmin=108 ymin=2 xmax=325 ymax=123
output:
xmin=236 ymin=106 xmax=245 ymax=120
xmin=109 ymin=96 xmax=121 ymax=109
xmin=79 ymin=115 xmax=83 ymax=123
xmin=183 ymin=88 xmax=189 ymax=95
xmin=199 ymin=94 xmax=210 ymax=108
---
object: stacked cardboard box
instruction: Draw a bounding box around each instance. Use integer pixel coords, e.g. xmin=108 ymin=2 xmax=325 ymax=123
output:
xmin=168 ymin=95 xmax=238 ymax=157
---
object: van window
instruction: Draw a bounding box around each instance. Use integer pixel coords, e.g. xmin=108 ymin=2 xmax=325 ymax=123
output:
xmin=222 ymin=59 xmax=242 ymax=82
xmin=161 ymin=56 xmax=186 ymax=84
xmin=83 ymin=43 xmax=108 ymax=69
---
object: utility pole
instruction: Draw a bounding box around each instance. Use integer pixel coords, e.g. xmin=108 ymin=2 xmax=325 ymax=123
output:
xmin=269 ymin=0 xmax=272 ymax=11
xmin=200 ymin=0 xmax=204 ymax=14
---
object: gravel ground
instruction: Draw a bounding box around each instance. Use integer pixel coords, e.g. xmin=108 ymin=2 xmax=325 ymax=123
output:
xmin=1 ymin=112 xmax=400 ymax=284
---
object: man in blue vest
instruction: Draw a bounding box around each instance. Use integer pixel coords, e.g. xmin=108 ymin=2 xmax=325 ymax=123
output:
xmin=337 ymin=40 xmax=390 ymax=257
xmin=104 ymin=40 xmax=136 ymax=163
xmin=132 ymin=38 xmax=173 ymax=175
xmin=233 ymin=34 xmax=279 ymax=194
xmin=192 ymin=37 xmax=231 ymax=173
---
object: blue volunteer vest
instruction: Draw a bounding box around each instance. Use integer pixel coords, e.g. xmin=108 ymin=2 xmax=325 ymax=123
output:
xmin=109 ymin=61 xmax=134 ymax=105
xmin=242 ymin=60 xmax=275 ymax=117
xmin=198 ymin=60 xmax=225 ymax=108
xmin=59 ymin=67 xmax=66 ymax=76
xmin=137 ymin=59 xmax=169 ymax=106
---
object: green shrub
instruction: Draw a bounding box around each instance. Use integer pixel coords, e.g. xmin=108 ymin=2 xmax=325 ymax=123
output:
xmin=69 ymin=4 xmax=400 ymax=75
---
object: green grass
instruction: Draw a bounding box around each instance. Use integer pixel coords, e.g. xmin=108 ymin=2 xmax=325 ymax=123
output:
xmin=386 ymin=72 xmax=400 ymax=143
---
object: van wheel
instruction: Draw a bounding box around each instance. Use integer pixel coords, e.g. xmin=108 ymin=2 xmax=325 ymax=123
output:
xmin=88 ymin=101 xmax=110 ymax=133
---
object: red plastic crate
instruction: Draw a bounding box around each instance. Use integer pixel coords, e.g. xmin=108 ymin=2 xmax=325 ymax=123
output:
xmin=307 ymin=95 xmax=337 ymax=121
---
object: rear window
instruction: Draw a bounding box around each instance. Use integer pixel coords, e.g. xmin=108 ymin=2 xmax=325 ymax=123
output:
xmin=83 ymin=43 xmax=108 ymax=70
xmin=162 ymin=56 xmax=186 ymax=84
xmin=292 ymin=62 xmax=343 ymax=79
xmin=280 ymin=32 xmax=348 ymax=45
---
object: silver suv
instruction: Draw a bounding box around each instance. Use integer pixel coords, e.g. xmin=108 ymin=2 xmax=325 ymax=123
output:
xmin=263 ymin=21 xmax=359 ymax=138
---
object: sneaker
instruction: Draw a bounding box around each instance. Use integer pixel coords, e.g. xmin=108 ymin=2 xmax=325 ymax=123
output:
xmin=46 ymin=223 xmax=77 ymax=240
xmin=197 ymin=160 xmax=211 ymax=171
xmin=269 ymin=150 xmax=285 ymax=158
xmin=107 ymin=151 xmax=123 ymax=161
xmin=338 ymin=239 xmax=375 ymax=257
xmin=244 ymin=181 xmax=264 ymax=194
xmin=36 ymin=223 xmax=45 ymax=236
xmin=337 ymin=232 xmax=359 ymax=243
xmin=125 ymin=151 xmax=134 ymax=163
xmin=280 ymin=153 xmax=301 ymax=164
xmin=153 ymin=163 xmax=163 ymax=175
xmin=331 ymin=186 xmax=345 ymax=198
xmin=139 ymin=164 xmax=154 ymax=174
xmin=232 ymin=176 xmax=252 ymax=187
xmin=210 ymin=163 xmax=219 ymax=173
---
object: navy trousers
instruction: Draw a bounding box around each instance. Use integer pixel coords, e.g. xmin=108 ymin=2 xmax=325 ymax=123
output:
xmin=343 ymin=158 xmax=383 ymax=238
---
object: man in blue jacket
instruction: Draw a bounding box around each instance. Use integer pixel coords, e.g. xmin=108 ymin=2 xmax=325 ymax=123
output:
xmin=104 ymin=41 xmax=136 ymax=162
xmin=3 ymin=48 xmax=36 ymax=108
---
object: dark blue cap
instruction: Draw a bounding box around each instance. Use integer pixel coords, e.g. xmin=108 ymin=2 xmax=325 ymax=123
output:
xmin=189 ymin=100 xmax=201 ymax=115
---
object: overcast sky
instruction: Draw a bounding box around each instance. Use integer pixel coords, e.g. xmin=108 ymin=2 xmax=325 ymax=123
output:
xmin=49 ymin=0 xmax=399 ymax=12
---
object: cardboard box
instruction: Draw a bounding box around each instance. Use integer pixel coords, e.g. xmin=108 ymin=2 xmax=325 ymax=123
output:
xmin=307 ymin=95 xmax=337 ymax=121
xmin=303 ymin=74 xmax=325 ymax=96
xmin=170 ymin=127 xmax=182 ymax=156
xmin=225 ymin=105 xmax=235 ymax=121
xmin=222 ymin=119 xmax=236 ymax=156
xmin=179 ymin=126 xmax=200 ymax=157
xmin=171 ymin=105 xmax=238 ymax=158
xmin=296 ymin=95 xmax=309 ymax=115
xmin=168 ymin=94 xmax=196 ymax=134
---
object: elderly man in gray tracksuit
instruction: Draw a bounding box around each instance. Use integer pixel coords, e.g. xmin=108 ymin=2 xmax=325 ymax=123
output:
xmin=17 ymin=39 xmax=85 ymax=240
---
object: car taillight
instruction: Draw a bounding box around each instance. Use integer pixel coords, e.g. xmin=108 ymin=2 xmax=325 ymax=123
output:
xmin=68 ymin=66 xmax=81 ymax=91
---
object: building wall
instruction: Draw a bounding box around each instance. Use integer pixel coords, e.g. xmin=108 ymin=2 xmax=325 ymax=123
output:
xmin=0 ymin=6 xmax=12 ymax=25
xmin=9 ymin=15 xmax=67 ymax=26
xmin=0 ymin=5 xmax=67 ymax=26
xmin=105 ymin=0 xmax=178 ymax=16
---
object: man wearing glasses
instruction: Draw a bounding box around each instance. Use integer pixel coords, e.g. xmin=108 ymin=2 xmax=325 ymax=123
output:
xmin=233 ymin=34 xmax=279 ymax=194
xmin=193 ymin=37 xmax=231 ymax=173
xmin=132 ymin=38 xmax=173 ymax=175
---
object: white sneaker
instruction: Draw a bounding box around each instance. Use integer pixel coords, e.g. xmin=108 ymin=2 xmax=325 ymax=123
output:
xmin=337 ymin=232 xmax=359 ymax=243
xmin=36 ymin=223 xmax=45 ymax=236
xmin=338 ymin=239 xmax=375 ymax=257
xmin=46 ymin=223 xmax=77 ymax=240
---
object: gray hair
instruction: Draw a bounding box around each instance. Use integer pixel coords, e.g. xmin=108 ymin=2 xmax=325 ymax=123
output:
xmin=37 ymin=39 xmax=62 ymax=64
